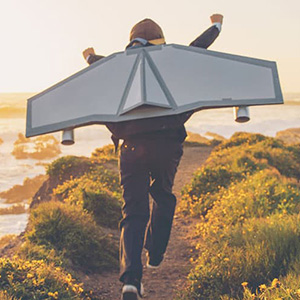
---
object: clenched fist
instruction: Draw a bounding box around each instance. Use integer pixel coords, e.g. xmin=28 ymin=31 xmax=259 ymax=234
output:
xmin=82 ymin=47 xmax=95 ymax=60
xmin=210 ymin=14 xmax=223 ymax=24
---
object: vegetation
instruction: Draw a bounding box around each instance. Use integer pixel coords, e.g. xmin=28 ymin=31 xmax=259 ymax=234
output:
xmin=0 ymin=257 xmax=94 ymax=299
xmin=0 ymin=235 xmax=17 ymax=249
xmin=53 ymin=165 xmax=122 ymax=228
xmin=8 ymin=132 xmax=300 ymax=299
xmin=0 ymin=144 xmax=122 ymax=299
xmin=26 ymin=198 xmax=118 ymax=273
xmin=180 ymin=132 xmax=300 ymax=217
xmin=90 ymin=144 xmax=118 ymax=164
xmin=239 ymin=275 xmax=300 ymax=300
xmin=179 ymin=132 xmax=300 ymax=299
xmin=0 ymin=291 xmax=15 ymax=300
xmin=46 ymin=156 xmax=93 ymax=179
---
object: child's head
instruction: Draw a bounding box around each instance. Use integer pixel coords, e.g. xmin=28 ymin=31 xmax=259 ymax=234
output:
xmin=130 ymin=18 xmax=165 ymax=45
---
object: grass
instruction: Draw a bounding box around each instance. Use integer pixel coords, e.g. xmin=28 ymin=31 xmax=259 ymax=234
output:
xmin=1 ymin=143 xmax=124 ymax=298
xmin=0 ymin=257 xmax=94 ymax=299
xmin=26 ymin=201 xmax=118 ymax=273
xmin=179 ymin=132 xmax=300 ymax=299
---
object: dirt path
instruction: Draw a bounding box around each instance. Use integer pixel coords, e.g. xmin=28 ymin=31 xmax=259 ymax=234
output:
xmin=80 ymin=146 xmax=213 ymax=300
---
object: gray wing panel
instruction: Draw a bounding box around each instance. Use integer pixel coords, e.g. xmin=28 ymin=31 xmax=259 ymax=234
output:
xmin=148 ymin=45 xmax=277 ymax=106
xmin=29 ymin=53 xmax=137 ymax=128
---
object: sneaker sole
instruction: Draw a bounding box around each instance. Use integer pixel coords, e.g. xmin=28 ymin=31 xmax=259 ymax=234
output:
xmin=146 ymin=263 xmax=160 ymax=269
xmin=122 ymin=292 xmax=140 ymax=300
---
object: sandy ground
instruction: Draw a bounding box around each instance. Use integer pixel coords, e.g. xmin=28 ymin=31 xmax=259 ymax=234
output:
xmin=79 ymin=145 xmax=213 ymax=300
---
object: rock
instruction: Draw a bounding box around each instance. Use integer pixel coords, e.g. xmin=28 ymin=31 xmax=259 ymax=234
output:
xmin=276 ymin=128 xmax=300 ymax=144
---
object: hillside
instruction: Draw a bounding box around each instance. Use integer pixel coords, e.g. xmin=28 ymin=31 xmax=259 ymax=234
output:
xmin=0 ymin=142 xmax=213 ymax=299
xmin=1 ymin=133 xmax=300 ymax=299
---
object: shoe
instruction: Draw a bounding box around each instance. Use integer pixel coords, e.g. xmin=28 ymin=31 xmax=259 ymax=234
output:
xmin=146 ymin=252 xmax=164 ymax=269
xmin=121 ymin=282 xmax=144 ymax=300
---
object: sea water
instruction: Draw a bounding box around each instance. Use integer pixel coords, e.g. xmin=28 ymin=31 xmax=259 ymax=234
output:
xmin=0 ymin=102 xmax=299 ymax=237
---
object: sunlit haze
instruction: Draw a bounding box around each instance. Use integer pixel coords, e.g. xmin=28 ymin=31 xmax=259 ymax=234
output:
xmin=0 ymin=0 xmax=299 ymax=94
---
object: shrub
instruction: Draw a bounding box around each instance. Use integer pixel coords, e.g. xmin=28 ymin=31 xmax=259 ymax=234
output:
xmin=0 ymin=291 xmax=15 ymax=300
xmin=0 ymin=235 xmax=16 ymax=249
xmin=240 ymin=274 xmax=300 ymax=300
xmin=46 ymin=156 xmax=93 ymax=180
xmin=217 ymin=132 xmax=268 ymax=150
xmin=181 ymin=133 xmax=300 ymax=217
xmin=53 ymin=166 xmax=122 ymax=228
xmin=181 ymin=165 xmax=243 ymax=216
xmin=26 ymin=201 xmax=118 ymax=272
xmin=91 ymin=144 xmax=118 ymax=163
xmin=81 ymin=189 xmax=122 ymax=228
xmin=183 ymin=213 xmax=300 ymax=299
xmin=18 ymin=241 xmax=64 ymax=267
xmin=0 ymin=257 xmax=92 ymax=299
xmin=54 ymin=165 xmax=121 ymax=202
xmin=179 ymin=133 xmax=300 ymax=299
xmin=196 ymin=169 xmax=300 ymax=238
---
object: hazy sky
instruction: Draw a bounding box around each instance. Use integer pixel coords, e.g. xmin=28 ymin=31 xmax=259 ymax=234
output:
xmin=0 ymin=0 xmax=299 ymax=93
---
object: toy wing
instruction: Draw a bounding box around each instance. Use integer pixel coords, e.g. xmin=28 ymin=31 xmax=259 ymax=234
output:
xmin=26 ymin=44 xmax=283 ymax=137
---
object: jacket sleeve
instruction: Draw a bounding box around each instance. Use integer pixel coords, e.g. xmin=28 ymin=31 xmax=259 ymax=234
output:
xmin=189 ymin=25 xmax=220 ymax=49
xmin=87 ymin=54 xmax=105 ymax=65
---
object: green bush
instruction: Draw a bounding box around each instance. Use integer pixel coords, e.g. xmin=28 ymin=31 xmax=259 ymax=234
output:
xmin=46 ymin=156 xmax=93 ymax=180
xmin=18 ymin=241 xmax=64 ymax=267
xmin=81 ymin=189 xmax=122 ymax=228
xmin=0 ymin=257 xmax=91 ymax=299
xmin=53 ymin=166 xmax=122 ymax=228
xmin=181 ymin=165 xmax=243 ymax=216
xmin=91 ymin=144 xmax=118 ymax=163
xmin=239 ymin=274 xmax=300 ymax=300
xmin=26 ymin=201 xmax=118 ymax=272
xmin=54 ymin=165 xmax=121 ymax=202
xmin=196 ymin=169 xmax=300 ymax=238
xmin=217 ymin=132 xmax=268 ymax=150
xmin=181 ymin=133 xmax=300 ymax=217
xmin=0 ymin=291 xmax=15 ymax=300
xmin=183 ymin=214 xmax=300 ymax=299
xmin=179 ymin=133 xmax=300 ymax=299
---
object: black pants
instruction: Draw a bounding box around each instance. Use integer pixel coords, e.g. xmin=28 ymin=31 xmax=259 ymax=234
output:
xmin=119 ymin=138 xmax=183 ymax=283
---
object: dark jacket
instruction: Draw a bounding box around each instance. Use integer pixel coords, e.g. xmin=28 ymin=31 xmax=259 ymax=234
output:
xmin=87 ymin=23 xmax=220 ymax=145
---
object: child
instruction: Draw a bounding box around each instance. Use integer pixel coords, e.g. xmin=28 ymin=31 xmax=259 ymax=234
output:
xmin=83 ymin=14 xmax=223 ymax=300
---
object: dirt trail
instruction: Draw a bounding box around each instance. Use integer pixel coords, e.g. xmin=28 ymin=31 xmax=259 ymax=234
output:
xmin=80 ymin=146 xmax=213 ymax=300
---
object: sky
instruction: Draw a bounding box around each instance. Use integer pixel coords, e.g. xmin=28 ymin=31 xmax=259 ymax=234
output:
xmin=0 ymin=0 xmax=299 ymax=94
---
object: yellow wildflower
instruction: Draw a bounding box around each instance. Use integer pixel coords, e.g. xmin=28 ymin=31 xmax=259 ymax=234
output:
xmin=259 ymin=284 xmax=267 ymax=291
xmin=241 ymin=281 xmax=248 ymax=288
xmin=271 ymin=278 xmax=280 ymax=288
xmin=48 ymin=291 xmax=59 ymax=299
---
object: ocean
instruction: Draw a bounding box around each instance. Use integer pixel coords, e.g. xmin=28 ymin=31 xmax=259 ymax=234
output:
xmin=0 ymin=93 xmax=300 ymax=237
